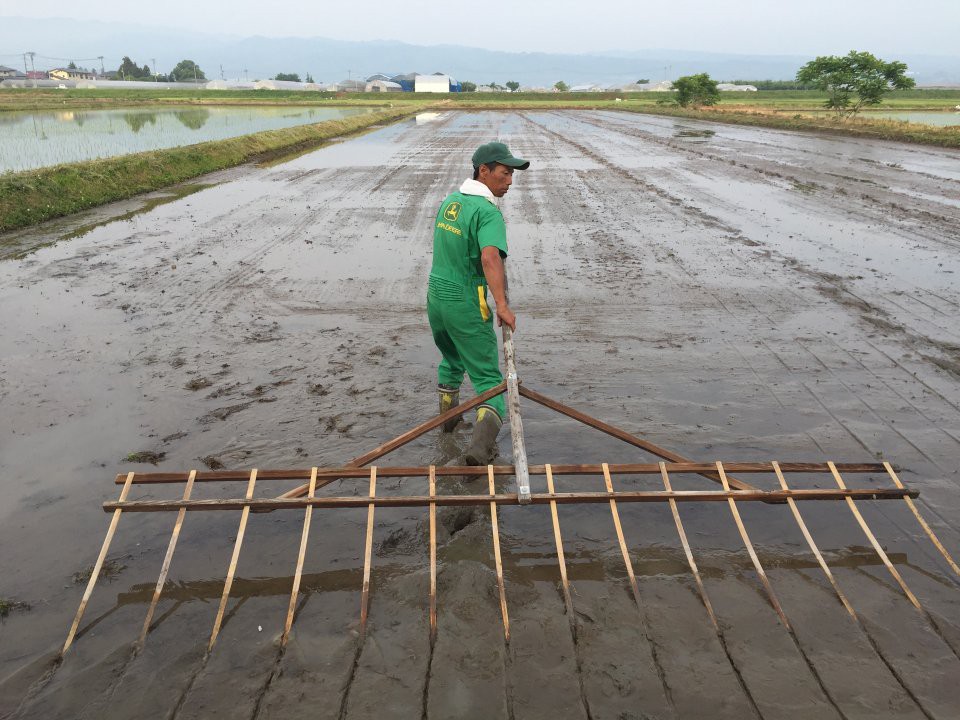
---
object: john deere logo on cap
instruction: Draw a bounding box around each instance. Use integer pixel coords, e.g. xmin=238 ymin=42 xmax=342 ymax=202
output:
xmin=443 ymin=202 xmax=461 ymax=222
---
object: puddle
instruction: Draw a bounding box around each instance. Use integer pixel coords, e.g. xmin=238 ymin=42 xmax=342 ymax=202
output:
xmin=674 ymin=128 xmax=716 ymax=139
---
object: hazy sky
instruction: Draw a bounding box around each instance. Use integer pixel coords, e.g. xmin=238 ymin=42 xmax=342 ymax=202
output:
xmin=9 ymin=1 xmax=959 ymax=56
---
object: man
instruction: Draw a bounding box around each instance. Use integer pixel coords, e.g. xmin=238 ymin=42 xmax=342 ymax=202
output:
xmin=427 ymin=141 xmax=530 ymax=464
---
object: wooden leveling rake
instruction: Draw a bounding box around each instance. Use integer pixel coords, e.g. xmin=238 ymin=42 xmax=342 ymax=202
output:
xmin=60 ymin=327 xmax=960 ymax=713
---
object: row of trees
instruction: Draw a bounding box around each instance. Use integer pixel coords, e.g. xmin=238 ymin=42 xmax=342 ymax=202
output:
xmin=456 ymin=52 xmax=912 ymax=118
xmin=670 ymin=51 xmax=914 ymax=117
xmin=112 ymin=57 xmax=206 ymax=82
xmin=273 ymin=73 xmax=316 ymax=83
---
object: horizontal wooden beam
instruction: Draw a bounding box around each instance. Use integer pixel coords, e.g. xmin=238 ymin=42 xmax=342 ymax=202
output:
xmin=115 ymin=462 xmax=893 ymax=485
xmin=104 ymin=487 xmax=917 ymax=513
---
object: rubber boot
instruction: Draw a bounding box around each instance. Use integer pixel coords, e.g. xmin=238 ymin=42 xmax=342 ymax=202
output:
xmin=438 ymin=384 xmax=462 ymax=433
xmin=464 ymin=407 xmax=502 ymax=465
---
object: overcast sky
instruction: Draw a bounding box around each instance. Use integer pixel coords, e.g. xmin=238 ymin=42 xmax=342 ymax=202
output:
xmin=8 ymin=1 xmax=959 ymax=56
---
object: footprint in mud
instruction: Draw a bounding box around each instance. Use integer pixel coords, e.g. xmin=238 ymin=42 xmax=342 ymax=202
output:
xmin=199 ymin=402 xmax=253 ymax=423
xmin=185 ymin=376 xmax=212 ymax=391
xmin=124 ymin=450 xmax=166 ymax=464
xmin=308 ymin=382 xmax=331 ymax=396
xmin=376 ymin=527 xmax=418 ymax=556
xmin=0 ymin=598 xmax=31 ymax=618
xmin=200 ymin=455 xmax=225 ymax=470
xmin=72 ymin=556 xmax=127 ymax=584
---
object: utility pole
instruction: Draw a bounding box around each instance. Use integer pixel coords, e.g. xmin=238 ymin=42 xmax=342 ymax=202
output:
xmin=23 ymin=52 xmax=30 ymax=89
xmin=220 ymin=64 xmax=224 ymax=81
xmin=152 ymin=58 xmax=157 ymax=82
xmin=243 ymin=68 xmax=248 ymax=82
xmin=98 ymin=56 xmax=105 ymax=76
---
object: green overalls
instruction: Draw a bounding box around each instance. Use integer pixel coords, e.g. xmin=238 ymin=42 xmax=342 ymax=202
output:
xmin=427 ymin=190 xmax=508 ymax=419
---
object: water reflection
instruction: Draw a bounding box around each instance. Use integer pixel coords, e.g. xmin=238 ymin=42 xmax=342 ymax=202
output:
xmin=174 ymin=108 xmax=210 ymax=130
xmin=124 ymin=112 xmax=158 ymax=133
xmin=1 ymin=105 xmax=375 ymax=173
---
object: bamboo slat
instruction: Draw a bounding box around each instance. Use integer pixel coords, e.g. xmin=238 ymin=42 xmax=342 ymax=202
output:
xmin=659 ymin=463 xmax=719 ymax=629
xmin=282 ymin=467 xmax=318 ymax=646
xmin=62 ymin=471 xmax=136 ymax=656
xmin=601 ymin=463 xmax=642 ymax=609
xmin=488 ymin=465 xmax=510 ymax=642
xmin=773 ymin=462 xmax=856 ymax=619
xmin=829 ymin=462 xmax=922 ymax=610
xmin=208 ymin=469 xmax=258 ymax=651
xmin=716 ymin=462 xmax=792 ymax=631
xmin=359 ymin=467 xmax=377 ymax=638
xmin=139 ymin=469 xmax=197 ymax=646
xmin=116 ymin=462 xmax=892 ymax=484
xmin=884 ymin=462 xmax=960 ymax=578
xmin=545 ymin=464 xmax=574 ymax=619
xmin=105 ymin=486 xmax=916 ymax=513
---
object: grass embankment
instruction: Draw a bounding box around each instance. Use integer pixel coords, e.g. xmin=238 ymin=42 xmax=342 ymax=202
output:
xmin=0 ymin=87 xmax=435 ymax=112
xmin=5 ymin=87 xmax=959 ymax=113
xmin=0 ymin=107 xmax=415 ymax=234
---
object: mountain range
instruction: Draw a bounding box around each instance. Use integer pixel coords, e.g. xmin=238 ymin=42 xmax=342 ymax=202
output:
xmin=2 ymin=16 xmax=958 ymax=86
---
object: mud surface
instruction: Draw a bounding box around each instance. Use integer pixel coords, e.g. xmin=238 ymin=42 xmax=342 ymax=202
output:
xmin=1 ymin=110 xmax=959 ymax=719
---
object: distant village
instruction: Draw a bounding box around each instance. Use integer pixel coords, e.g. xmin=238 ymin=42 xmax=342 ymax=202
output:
xmin=0 ymin=65 xmax=758 ymax=93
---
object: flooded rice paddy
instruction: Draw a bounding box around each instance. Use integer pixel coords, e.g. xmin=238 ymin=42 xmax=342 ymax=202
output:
xmin=0 ymin=110 xmax=959 ymax=719
xmin=0 ymin=105 xmax=375 ymax=173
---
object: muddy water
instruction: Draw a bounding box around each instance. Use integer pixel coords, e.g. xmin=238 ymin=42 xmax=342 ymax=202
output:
xmin=1 ymin=110 xmax=959 ymax=719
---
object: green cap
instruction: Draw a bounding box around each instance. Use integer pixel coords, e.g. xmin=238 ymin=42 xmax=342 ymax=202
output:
xmin=472 ymin=141 xmax=530 ymax=170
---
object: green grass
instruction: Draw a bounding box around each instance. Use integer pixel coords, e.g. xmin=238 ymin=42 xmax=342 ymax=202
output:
xmin=0 ymin=107 xmax=416 ymax=234
xmin=0 ymin=87 xmax=433 ymax=112
xmin=5 ymin=87 xmax=959 ymax=113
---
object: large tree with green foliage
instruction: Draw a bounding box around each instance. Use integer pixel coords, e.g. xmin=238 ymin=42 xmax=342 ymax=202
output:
xmin=274 ymin=72 xmax=301 ymax=82
xmin=505 ymin=80 xmax=520 ymax=92
xmin=460 ymin=80 xmax=477 ymax=92
xmin=118 ymin=56 xmax=146 ymax=80
xmin=554 ymin=80 xmax=569 ymax=92
xmin=171 ymin=59 xmax=206 ymax=82
xmin=672 ymin=73 xmax=720 ymax=107
xmin=796 ymin=51 xmax=914 ymax=118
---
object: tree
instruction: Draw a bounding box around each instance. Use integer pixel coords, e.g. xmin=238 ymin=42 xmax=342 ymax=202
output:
xmin=636 ymin=78 xmax=649 ymax=84
xmin=461 ymin=80 xmax=477 ymax=92
xmin=171 ymin=59 xmax=205 ymax=82
xmin=672 ymin=73 xmax=720 ymax=108
xmin=274 ymin=72 xmax=302 ymax=82
xmin=118 ymin=56 xmax=143 ymax=80
xmin=67 ymin=61 xmax=77 ymax=70
xmin=554 ymin=80 xmax=569 ymax=92
xmin=142 ymin=64 xmax=151 ymax=77
xmin=505 ymin=80 xmax=520 ymax=92
xmin=305 ymin=73 xmax=315 ymax=83
xmin=796 ymin=50 xmax=914 ymax=118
